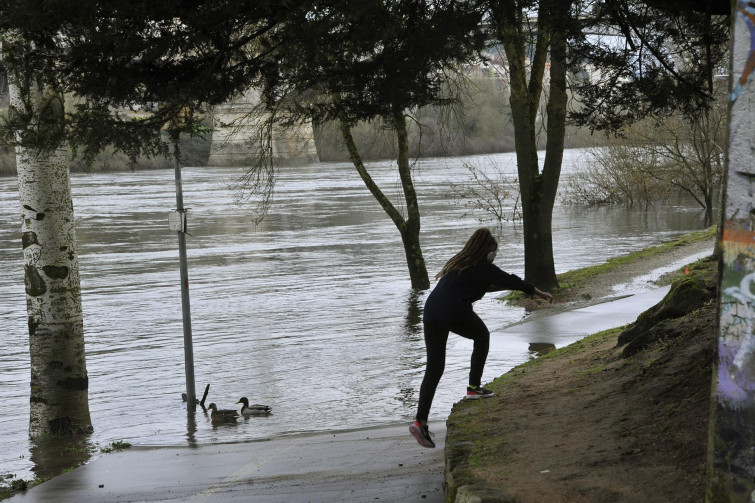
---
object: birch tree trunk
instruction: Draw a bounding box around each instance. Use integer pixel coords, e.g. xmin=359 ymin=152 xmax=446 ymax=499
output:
xmin=6 ymin=39 xmax=93 ymax=437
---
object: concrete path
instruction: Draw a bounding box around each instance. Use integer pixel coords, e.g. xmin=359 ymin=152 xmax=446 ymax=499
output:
xmin=10 ymin=288 xmax=671 ymax=503
xmin=10 ymin=422 xmax=448 ymax=503
xmin=496 ymin=286 xmax=670 ymax=350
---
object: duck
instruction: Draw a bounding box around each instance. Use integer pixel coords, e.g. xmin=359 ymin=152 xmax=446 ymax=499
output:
xmin=236 ymin=397 xmax=272 ymax=417
xmin=207 ymin=403 xmax=240 ymax=422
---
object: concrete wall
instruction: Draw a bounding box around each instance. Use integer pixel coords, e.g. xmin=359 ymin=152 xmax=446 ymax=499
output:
xmin=207 ymin=89 xmax=319 ymax=167
xmin=708 ymin=3 xmax=755 ymax=500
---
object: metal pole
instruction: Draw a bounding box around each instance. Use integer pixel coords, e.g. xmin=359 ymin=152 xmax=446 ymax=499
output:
xmin=172 ymin=134 xmax=197 ymax=411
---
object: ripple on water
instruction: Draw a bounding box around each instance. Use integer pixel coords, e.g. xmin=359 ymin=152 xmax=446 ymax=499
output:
xmin=0 ymin=150 xmax=713 ymax=479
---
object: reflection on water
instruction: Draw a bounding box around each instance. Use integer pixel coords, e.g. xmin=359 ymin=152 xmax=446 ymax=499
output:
xmin=28 ymin=435 xmax=93 ymax=481
xmin=0 ymin=149 xmax=713 ymax=480
xmin=186 ymin=410 xmax=198 ymax=448
xmin=404 ymin=289 xmax=424 ymax=337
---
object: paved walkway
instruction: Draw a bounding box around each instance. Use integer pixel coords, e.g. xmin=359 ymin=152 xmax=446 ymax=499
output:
xmin=10 ymin=422 xmax=448 ymax=503
xmin=494 ymin=286 xmax=670 ymax=350
xmin=10 ymin=288 xmax=672 ymax=503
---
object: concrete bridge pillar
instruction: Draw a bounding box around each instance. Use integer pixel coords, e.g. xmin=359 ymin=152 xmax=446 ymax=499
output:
xmin=207 ymin=89 xmax=319 ymax=167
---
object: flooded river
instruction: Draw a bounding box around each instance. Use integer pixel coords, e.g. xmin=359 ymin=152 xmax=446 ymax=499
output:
xmin=0 ymin=149 xmax=711 ymax=480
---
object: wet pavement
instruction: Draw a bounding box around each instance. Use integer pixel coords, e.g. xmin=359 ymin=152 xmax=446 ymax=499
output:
xmin=494 ymin=287 xmax=670 ymax=351
xmin=9 ymin=287 xmax=671 ymax=503
xmin=9 ymin=422 xmax=448 ymax=503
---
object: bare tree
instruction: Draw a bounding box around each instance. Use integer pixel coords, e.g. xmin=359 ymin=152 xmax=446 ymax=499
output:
xmin=563 ymin=82 xmax=726 ymax=222
xmin=563 ymin=141 xmax=669 ymax=206
xmin=448 ymin=161 xmax=521 ymax=224
xmin=634 ymin=92 xmax=726 ymax=223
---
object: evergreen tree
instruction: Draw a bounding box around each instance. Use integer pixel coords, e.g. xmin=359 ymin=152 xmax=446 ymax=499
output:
xmin=486 ymin=0 xmax=581 ymax=290
xmin=570 ymin=0 xmax=730 ymax=132
xmin=0 ymin=0 xmax=299 ymax=435
xmin=257 ymin=0 xmax=487 ymax=289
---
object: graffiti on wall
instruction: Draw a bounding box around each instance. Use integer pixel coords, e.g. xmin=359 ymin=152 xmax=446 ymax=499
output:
xmin=719 ymin=227 xmax=755 ymax=405
xmin=732 ymin=1 xmax=755 ymax=101
xmin=708 ymin=4 xmax=755 ymax=499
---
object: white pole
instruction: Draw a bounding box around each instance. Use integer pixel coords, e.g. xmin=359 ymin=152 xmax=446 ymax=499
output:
xmin=172 ymin=133 xmax=197 ymax=411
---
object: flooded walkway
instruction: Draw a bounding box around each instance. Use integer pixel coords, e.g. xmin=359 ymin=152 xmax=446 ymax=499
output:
xmin=8 ymin=287 xmax=680 ymax=503
xmin=0 ymin=150 xmax=711 ymax=480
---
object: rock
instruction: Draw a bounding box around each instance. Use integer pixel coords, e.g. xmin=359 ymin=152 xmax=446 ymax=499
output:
xmin=617 ymin=272 xmax=715 ymax=352
xmin=529 ymin=343 xmax=556 ymax=356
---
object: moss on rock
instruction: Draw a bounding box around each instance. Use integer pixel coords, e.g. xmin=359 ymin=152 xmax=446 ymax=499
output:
xmin=617 ymin=257 xmax=716 ymax=357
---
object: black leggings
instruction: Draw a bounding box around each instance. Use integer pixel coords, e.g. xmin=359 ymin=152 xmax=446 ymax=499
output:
xmin=416 ymin=312 xmax=490 ymax=422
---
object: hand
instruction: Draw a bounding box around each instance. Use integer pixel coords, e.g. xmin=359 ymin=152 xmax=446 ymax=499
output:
xmin=535 ymin=288 xmax=554 ymax=304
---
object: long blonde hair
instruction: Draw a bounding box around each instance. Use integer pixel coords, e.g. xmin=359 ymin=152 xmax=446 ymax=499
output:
xmin=435 ymin=228 xmax=498 ymax=280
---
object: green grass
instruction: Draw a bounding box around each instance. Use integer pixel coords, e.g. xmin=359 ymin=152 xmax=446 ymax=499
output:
xmin=63 ymin=444 xmax=88 ymax=454
xmin=100 ymin=440 xmax=132 ymax=454
xmin=481 ymin=327 xmax=622 ymax=394
xmin=504 ymin=226 xmax=716 ymax=302
xmin=579 ymin=363 xmax=607 ymax=377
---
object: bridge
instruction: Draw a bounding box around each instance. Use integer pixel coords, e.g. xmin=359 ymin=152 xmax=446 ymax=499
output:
xmin=207 ymin=89 xmax=319 ymax=167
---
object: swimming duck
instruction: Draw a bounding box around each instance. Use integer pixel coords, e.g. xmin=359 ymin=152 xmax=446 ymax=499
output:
xmin=207 ymin=403 xmax=240 ymax=422
xmin=236 ymin=397 xmax=272 ymax=417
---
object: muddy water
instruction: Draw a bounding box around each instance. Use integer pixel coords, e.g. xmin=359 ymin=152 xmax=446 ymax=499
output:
xmin=0 ymin=149 xmax=711 ymax=480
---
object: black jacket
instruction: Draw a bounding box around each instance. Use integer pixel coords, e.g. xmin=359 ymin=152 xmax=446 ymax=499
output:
xmin=423 ymin=261 xmax=535 ymax=323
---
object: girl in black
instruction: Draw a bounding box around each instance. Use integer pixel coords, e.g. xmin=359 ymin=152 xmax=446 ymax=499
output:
xmin=410 ymin=228 xmax=553 ymax=448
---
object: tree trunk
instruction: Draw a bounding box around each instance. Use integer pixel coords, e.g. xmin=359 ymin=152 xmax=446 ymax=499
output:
xmin=339 ymin=116 xmax=430 ymax=290
xmin=496 ymin=0 xmax=567 ymax=291
xmin=701 ymin=110 xmax=716 ymax=227
xmin=7 ymin=37 xmax=93 ymax=437
xmin=535 ymin=2 xmax=569 ymax=290
xmin=393 ymin=109 xmax=430 ymax=290
xmin=703 ymin=180 xmax=714 ymax=226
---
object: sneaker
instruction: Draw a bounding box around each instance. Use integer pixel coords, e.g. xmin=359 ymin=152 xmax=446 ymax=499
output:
xmin=465 ymin=385 xmax=494 ymax=400
xmin=409 ymin=421 xmax=436 ymax=448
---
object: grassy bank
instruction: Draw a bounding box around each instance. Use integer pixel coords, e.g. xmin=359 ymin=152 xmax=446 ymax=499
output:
xmin=506 ymin=225 xmax=716 ymax=309
xmin=555 ymin=226 xmax=716 ymax=293
xmin=445 ymin=245 xmax=718 ymax=502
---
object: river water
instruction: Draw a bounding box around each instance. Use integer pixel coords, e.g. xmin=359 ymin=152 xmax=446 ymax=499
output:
xmin=0 ymin=149 xmax=711 ymax=481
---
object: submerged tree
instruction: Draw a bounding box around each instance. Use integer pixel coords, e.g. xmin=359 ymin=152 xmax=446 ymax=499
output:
xmin=563 ymin=139 xmax=669 ymax=207
xmin=565 ymin=85 xmax=726 ymax=219
xmin=568 ymin=0 xmax=729 ymax=226
xmin=258 ymin=0 xmax=486 ymax=289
